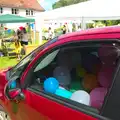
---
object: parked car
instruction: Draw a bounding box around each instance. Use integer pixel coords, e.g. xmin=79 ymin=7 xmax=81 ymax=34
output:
xmin=0 ymin=26 xmax=120 ymax=120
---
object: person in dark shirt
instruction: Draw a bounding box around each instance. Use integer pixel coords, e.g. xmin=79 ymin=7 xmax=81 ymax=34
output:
xmin=17 ymin=29 xmax=22 ymax=41
xmin=62 ymin=25 xmax=67 ymax=34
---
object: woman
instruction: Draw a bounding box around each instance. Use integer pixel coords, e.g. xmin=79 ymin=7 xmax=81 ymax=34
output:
xmin=62 ymin=25 xmax=67 ymax=34
xmin=14 ymin=34 xmax=21 ymax=60
xmin=48 ymin=27 xmax=53 ymax=40
xmin=21 ymin=27 xmax=28 ymax=55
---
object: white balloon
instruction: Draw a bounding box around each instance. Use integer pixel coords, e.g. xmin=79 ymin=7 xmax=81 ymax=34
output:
xmin=70 ymin=90 xmax=90 ymax=106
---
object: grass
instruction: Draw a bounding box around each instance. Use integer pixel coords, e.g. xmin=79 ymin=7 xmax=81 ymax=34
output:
xmin=0 ymin=57 xmax=18 ymax=69
xmin=0 ymin=40 xmax=47 ymax=69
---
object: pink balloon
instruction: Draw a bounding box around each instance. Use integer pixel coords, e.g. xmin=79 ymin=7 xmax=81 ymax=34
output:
xmin=98 ymin=65 xmax=115 ymax=88
xmin=98 ymin=46 xmax=118 ymax=65
xmin=90 ymin=87 xmax=107 ymax=110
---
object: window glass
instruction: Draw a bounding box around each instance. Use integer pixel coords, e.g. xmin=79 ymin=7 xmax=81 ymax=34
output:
xmin=8 ymin=37 xmax=58 ymax=80
xmin=31 ymin=10 xmax=34 ymax=16
xmin=26 ymin=10 xmax=34 ymax=16
xmin=11 ymin=8 xmax=19 ymax=14
xmin=30 ymin=42 xmax=119 ymax=118
xmin=34 ymin=49 xmax=60 ymax=72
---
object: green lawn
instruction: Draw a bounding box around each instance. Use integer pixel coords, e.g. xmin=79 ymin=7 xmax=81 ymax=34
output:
xmin=0 ymin=57 xmax=18 ymax=69
xmin=0 ymin=40 xmax=47 ymax=69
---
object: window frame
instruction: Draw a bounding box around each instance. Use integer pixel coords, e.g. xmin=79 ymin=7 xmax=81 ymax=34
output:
xmin=21 ymin=39 xmax=120 ymax=120
xmin=0 ymin=7 xmax=3 ymax=14
xmin=26 ymin=9 xmax=34 ymax=16
xmin=100 ymin=57 xmax=120 ymax=120
xmin=11 ymin=8 xmax=19 ymax=14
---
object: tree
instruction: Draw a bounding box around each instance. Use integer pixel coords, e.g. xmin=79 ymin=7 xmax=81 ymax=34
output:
xmin=94 ymin=20 xmax=120 ymax=26
xmin=52 ymin=0 xmax=88 ymax=9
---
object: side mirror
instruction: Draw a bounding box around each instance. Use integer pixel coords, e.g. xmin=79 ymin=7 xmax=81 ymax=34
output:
xmin=8 ymin=88 xmax=21 ymax=99
xmin=5 ymin=80 xmax=25 ymax=101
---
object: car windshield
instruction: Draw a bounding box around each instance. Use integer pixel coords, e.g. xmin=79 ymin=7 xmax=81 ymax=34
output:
xmin=8 ymin=37 xmax=58 ymax=79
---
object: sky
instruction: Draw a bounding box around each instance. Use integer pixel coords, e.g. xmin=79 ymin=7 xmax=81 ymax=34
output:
xmin=40 ymin=0 xmax=59 ymax=11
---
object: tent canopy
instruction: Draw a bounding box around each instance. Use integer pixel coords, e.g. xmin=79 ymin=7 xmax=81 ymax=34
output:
xmin=0 ymin=14 xmax=35 ymax=23
xmin=40 ymin=0 xmax=120 ymax=21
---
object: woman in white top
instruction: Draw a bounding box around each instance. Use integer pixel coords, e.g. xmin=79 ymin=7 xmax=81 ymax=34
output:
xmin=21 ymin=27 xmax=28 ymax=55
xmin=48 ymin=27 xmax=53 ymax=40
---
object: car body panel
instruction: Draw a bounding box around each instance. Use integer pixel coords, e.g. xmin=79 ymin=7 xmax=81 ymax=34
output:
xmin=15 ymin=89 xmax=97 ymax=120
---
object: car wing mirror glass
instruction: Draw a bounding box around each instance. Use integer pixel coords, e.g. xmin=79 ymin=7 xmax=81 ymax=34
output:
xmin=8 ymin=88 xmax=21 ymax=99
xmin=5 ymin=79 xmax=25 ymax=100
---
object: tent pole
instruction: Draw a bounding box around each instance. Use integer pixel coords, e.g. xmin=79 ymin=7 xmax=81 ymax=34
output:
xmin=81 ymin=17 xmax=86 ymax=30
xmin=33 ymin=22 xmax=36 ymax=44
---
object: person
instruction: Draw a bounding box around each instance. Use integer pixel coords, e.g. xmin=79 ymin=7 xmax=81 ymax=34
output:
xmin=21 ymin=27 xmax=28 ymax=55
xmin=14 ymin=32 xmax=21 ymax=60
xmin=48 ymin=27 xmax=53 ymax=40
xmin=77 ymin=26 xmax=81 ymax=31
xmin=17 ymin=28 xmax=22 ymax=41
xmin=62 ymin=25 xmax=67 ymax=34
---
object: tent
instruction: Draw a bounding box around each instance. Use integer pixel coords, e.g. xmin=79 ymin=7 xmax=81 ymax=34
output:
xmin=0 ymin=14 xmax=36 ymax=44
xmin=36 ymin=0 xmax=120 ymax=44
xmin=38 ymin=0 xmax=120 ymax=29
xmin=0 ymin=14 xmax=35 ymax=23
xmin=40 ymin=0 xmax=120 ymax=20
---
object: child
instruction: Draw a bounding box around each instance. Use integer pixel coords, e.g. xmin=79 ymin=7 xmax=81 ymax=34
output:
xmin=14 ymin=33 xmax=21 ymax=60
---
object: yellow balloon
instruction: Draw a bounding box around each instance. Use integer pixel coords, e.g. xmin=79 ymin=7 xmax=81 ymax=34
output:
xmin=76 ymin=65 xmax=86 ymax=78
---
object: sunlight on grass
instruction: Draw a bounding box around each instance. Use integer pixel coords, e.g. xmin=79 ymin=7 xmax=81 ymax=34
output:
xmin=0 ymin=57 xmax=18 ymax=69
xmin=0 ymin=40 xmax=47 ymax=69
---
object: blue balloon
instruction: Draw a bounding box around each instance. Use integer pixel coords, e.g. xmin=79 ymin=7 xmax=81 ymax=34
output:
xmin=7 ymin=29 xmax=11 ymax=34
xmin=9 ymin=81 xmax=16 ymax=89
xmin=55 ymin=88 xmax=72 ymax=99
xmin=44 ymin=77 xmax=59 ymax=93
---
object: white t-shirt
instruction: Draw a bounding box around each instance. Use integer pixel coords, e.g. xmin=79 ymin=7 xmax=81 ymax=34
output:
xmin=22 ymin=33 xmax=28 ymax=42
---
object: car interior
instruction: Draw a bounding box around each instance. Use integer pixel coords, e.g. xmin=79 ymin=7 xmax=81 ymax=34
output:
xmin=10 ymin=41 xmax=119 ymax=115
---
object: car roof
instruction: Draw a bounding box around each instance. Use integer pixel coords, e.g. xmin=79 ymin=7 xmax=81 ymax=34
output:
xmin=58 ymin=26 xmax=120 ymax=40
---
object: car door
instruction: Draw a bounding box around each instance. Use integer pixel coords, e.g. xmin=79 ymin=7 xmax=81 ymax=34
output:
xmin=4 ymin=39 xmax=117 ymax=120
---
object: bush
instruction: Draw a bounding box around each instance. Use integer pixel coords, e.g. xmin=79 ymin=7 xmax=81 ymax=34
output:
xmin=42 ymin=28 xmax=48 ymax=33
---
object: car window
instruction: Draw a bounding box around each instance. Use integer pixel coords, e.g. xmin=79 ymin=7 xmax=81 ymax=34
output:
xmin=34 ymin=49 xmax=60 ymax=72
xmin=8 ymin=37 xmax=58 ymax=80
xmin=28 ymin=41 xmax=119 ymax=120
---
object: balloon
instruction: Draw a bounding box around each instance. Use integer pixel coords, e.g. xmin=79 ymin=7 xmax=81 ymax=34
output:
xmin=76 ymin=65 xmax=86 ymax=78
xmin=98 ymin=46 xmax=118 ymax=65
xmin=44 ymin=77 xmax=59 ymax=93
xmin=90 ymin=87 xmax=107 ymax=110
xmin=55 ymin=88 xmax=72 ymax=99
xmin=7 ymin=29 xmax=11 ymax=34
xmin=83 ymin=74 xmax=98 ymax=92
xmin=82 ymin=54 xmax=101 ymax=74
xmin=53 ymin=66 xmax=71 ymax=87
xmin=9 ymin=81 xmax=16 ymax=89
xmin=70 ymin=90 xmax=90 ymax=106
xmin=98 ymin=65 xmax=115 ymax=88
xmin=70 ymin=80 xmax=83 ymax=92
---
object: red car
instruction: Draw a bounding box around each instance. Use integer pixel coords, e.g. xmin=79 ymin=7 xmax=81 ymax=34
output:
xmin=0 ymin=26 xmax=120 ymax=120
